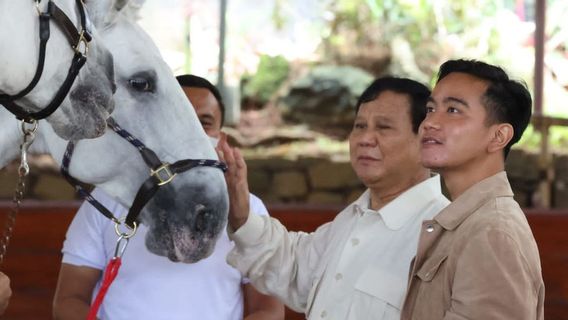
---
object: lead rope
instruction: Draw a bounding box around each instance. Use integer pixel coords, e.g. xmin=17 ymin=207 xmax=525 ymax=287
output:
xmin=0 ymin=120 xmax=38 ymax=265
xmin=87 ymin=222 xmax=137 ymax=320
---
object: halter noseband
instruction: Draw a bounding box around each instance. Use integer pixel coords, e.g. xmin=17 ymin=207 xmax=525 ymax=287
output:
xmin=0 ymin=0 xmax=92 ymax=123
xmin=61 ymin=117 xmax=228 ymax=229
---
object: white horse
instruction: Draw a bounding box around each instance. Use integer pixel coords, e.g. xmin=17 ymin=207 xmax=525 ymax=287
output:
xmin=0 ymin=0 xmax=229 ymax=263
xmin=0 ymin=1 xmax=115 ymax=140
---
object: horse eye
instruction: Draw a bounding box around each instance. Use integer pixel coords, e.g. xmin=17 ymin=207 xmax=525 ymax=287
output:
xmin=129 ymin=78 xmax=153 ymax=92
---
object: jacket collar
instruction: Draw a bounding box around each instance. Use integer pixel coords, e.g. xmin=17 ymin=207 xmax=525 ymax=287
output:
xmin=434 ymin=171 xmax=513 ymax=230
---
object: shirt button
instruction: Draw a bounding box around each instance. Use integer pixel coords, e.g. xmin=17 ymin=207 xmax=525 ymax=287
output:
xmin=335 ymin=273 xmax=343 ymax=280
xmin=351 ymin=238 xmax=360 ymax=246
xmin=426 ymin=224 xmax=434 ymax=233
xmin=321 ymin=310 xmax=327 ymax=318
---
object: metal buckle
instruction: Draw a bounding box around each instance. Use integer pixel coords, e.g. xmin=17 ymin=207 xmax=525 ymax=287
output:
xmin=73 ymin=30 xmax=89 ymax=56
xmin=35 ymin=0 xmax=42 ymax=15
xmin=114 ymin=218 xmax=137 ymax=239
xmin=151 ymin=163 xmax=177 ymax=186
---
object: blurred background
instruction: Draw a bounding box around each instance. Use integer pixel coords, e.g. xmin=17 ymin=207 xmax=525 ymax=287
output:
xmin=2 ymin=0 xmax=566 ymax=208
xmin=134 ymin=0 xmax=568 ymax=208
xmin=0 ymin=1 xmax=567 ymax=319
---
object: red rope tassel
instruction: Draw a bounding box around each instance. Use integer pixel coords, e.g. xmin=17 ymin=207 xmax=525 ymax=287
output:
xmin=87 ymin=257 xmax=122 ymax=320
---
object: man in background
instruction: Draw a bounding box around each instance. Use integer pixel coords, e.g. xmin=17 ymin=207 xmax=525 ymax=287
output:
xmin=52 ymin=75 xmax=284 ymax=320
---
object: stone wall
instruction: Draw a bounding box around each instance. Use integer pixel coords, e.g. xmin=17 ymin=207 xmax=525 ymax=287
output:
xmin=247 ymin=149 xmax=567 ymax=208
xmin=247 ymin=157 xmax=365 ymax=205
xmin=0 ymin=150 xmax=567 ymax=209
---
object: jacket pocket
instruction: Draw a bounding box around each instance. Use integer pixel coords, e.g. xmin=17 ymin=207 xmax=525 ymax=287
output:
xmin=416 ymin=254 xmax=447 ymax=282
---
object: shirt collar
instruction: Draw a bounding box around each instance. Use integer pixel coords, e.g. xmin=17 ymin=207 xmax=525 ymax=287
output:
xmin=435 ymin=171 xmax=513 ymax=230
xmin=353 ymin=175 xmax=445 ymax=230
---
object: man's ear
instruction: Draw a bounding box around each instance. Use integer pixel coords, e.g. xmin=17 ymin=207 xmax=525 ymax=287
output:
xmin=488 ymin=123 xmax=514 ymax=153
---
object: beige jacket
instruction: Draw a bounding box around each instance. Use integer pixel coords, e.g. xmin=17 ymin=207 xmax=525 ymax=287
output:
xmin=401 ymin=172 xmax=544 ymax=320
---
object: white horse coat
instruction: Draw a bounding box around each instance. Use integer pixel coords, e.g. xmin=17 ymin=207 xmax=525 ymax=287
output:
xmin=0 ymin=0 xmax=116 ymax=140
xmin=0 ymin=0 xmax=229 ymax=263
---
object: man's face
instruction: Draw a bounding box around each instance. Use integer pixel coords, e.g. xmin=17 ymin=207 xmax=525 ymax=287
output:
xmin=420 ymin=72 xmax=495 ymax=171
xmin=182 ymin=87 xmax=222 ymax=138
xmin=349 ymin=90 xmax=422 ymax=188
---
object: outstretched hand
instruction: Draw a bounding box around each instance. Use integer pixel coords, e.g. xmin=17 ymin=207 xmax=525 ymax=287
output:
xmin=0 ymin=272 xmax=11 ymax=315
xmin=217 ymin=133 xmax=250 ymax=231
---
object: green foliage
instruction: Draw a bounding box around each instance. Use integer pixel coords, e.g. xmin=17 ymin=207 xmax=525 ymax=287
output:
xmin=321 ymin=0 xmax=522 ymax=80
xmin=516 ymin=125 xmax=568 ymax=154
xmin=516 ymin=125 xmax=541 ymax=152
xmin=319 ymin=0 xmax=568 ymax=152
xmin=266 ymin=0 xmax=568 ymax=153
xmin=550 ymin=127 xmax=568 ymax=154
xmin=242 ymin=55 xmax=290 ymax=106
xmin=271 ymin=0 xmax=287 ymax=30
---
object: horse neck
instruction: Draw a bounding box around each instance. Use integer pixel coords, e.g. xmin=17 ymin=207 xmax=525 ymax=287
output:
xmin=0 ymin=2 xmax=39 ymax=94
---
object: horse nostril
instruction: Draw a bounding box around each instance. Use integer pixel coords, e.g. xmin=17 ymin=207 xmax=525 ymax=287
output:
xmin=194 ymin=204 xmax=211 ymax=232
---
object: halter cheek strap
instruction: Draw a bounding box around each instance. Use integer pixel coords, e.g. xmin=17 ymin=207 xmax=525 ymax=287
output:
xmin=60 ymin=117 xmax=227 ymax=229
xmin=0 ymin=0 xmax=92 ymax=123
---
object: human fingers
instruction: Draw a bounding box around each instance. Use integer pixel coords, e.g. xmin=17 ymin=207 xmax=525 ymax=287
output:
xmin=216 ymin=133 xmax=227 ymax=161
xmin=0 ymin=272 xmax=11 ymax=315
xmin=233 ymin=148 xmax=247 ymax=175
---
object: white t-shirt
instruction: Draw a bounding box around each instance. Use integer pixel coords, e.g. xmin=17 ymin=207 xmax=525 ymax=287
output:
xmin=62 ymin=188 xmax=269 ymax=320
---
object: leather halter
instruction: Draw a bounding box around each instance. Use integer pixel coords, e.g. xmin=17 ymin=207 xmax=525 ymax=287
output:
xmin=0 ymin=0 xmax=92 ymax=123
xmin=60 ymin=117 xmax=228 ymax=229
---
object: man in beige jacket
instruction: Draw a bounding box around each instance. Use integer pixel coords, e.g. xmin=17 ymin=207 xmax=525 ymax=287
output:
xmin=401 ymin=59 xmax=544 ymax=319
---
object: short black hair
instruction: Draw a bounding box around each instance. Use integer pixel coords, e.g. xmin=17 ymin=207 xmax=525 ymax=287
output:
xmin=437 ymin=59 xmax=532 ymax=158
xmin=355 ymin=76 xmax=431 ymax=133
xmin=176 ymin=74 xmax=225 ymax=127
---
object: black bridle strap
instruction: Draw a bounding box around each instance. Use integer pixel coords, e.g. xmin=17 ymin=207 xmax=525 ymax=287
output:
xmin=1 ymin=53 xmax=87 ymax=122
xmin=61 ymin=141 xmax=121 ymax=224
xmin=49 ymin=0 xmax=92 ymax=48
xmin=105 ymin=118 xmax=227 ymax=228
xmin=124 ymin=157 xmax=227 ymax=228
xmin=61 ymin=117 xmax=227 ymax=229
xmin=0 ymin=0 xmax=91 ymax=122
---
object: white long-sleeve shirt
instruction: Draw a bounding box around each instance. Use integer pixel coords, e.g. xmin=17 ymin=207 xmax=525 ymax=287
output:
xmin=227 ymin=175 xmax=449 ymax=320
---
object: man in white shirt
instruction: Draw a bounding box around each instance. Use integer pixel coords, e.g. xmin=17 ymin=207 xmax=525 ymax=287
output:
xmin=52 ymin=75 xmax=284 ymax=320
xmin=219 ymin=76 xmax=450 ymax=319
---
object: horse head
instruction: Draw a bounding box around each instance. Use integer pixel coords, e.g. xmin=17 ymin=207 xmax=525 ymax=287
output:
xmin=18 ymin=0 xmax=229 ymax=263
xmin=0 ymin=1 xmax=115 ymax=140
